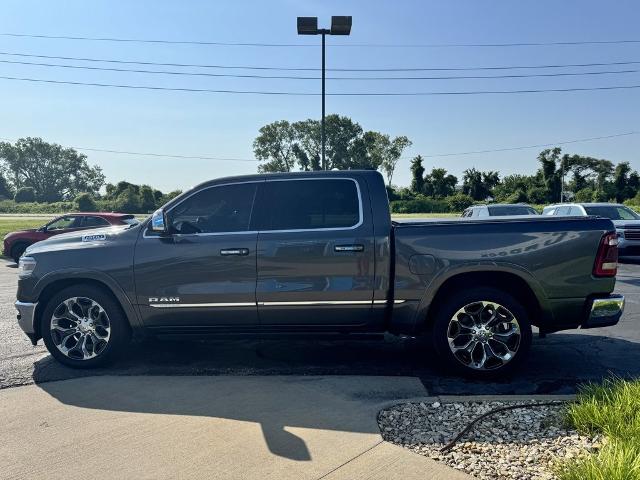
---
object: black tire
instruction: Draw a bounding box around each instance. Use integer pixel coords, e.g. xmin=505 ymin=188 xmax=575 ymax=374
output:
xmin=41 ymin=285 xmax=130 ymax=368
xmin=430 ymin=287 xmax=532 ymax=379
xmin=11 ymin=243 xmax=29 ymax=264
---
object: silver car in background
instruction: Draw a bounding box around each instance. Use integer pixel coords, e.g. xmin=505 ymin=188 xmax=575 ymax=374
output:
xmin=543 ymin=202 xmax=640 ymax=260
xmin=462 ymin=204 xmax=539 ymax=218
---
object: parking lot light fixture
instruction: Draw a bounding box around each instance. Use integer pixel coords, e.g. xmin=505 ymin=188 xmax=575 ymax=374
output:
xmin=297 ymin=15 xmax=352 ymax=170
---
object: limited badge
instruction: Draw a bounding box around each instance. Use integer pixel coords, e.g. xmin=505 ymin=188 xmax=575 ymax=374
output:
xmin=82 ymin=233 xmax=107 ymax=242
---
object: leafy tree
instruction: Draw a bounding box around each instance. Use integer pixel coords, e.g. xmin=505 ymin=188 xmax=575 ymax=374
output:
xmin=409 ymin=155 xmax=425 ymax=194
xmin=538 ymin=148 xmax=562 ymax=203
xmin=162 ymin=190 xmax=183 ymax=204
xmin=139 ymin=185 xmax=157 ymax=212
xmin=323 ymin=115 xmax=366 ymax=171
xmin=612 ymin=162 xmax=639 ymax=202
xmin=74 ymin=192 xmax=97 ymax=212
xmin=253 ymin=115 xmax=411 ymax=177
xmin=380 ymin=135 xmax=412 ymax=185
xmin=493 ymin=174 xmax=536 ymax=202
xmin=526 ymin=186 xmax=548 ymax=204
xmin=0 ymin=137 xmax=105 ymax=201
xmin=462 ymin=168 xmax=499 ymax=200
xmin=105 ymin=181 xmax=140 ymax=199
xmin=424 ymin=168 xmax=457 ymax=198
xmin=14 ymin=186 xmax=35 ymax=203
xmin=253 ymin=120 xmax=298 ymax=172
xmin=112 ymin=185 xmax=142 ymax=213
xmin=0 ymin=171 xmax=13 ymax=200
xmin=504 ymin=190 xmax=528 ymax=204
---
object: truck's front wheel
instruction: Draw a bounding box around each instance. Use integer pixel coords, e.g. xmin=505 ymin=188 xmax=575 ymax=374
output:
xmin=431 ymin=287 xmax=532 ymax=379
xmin=41 ymin=285 xmax=130 ymax=368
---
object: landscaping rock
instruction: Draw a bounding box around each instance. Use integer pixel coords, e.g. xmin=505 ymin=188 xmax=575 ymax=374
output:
xmin=378 ymin=400 xmax=600 ymax=480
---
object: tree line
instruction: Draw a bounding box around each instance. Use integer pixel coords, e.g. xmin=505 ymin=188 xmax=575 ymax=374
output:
xmin=0 ymin=129 xmax=638 ymax=215
xmin=254 ymin=117 xmax=640 ymax=213
xmin=393 ymin=147 xmax=640 ymax=213
xmin=0 ymin=138 xmax=181 ymax=213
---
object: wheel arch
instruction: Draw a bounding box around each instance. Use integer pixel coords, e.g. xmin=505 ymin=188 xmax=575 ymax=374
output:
xmin=33 ymin=272 xmax=141 ymax=341
xmin=415 ymin=267 xmax=550 ymax=333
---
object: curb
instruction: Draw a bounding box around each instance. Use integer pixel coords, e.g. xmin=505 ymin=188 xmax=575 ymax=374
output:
xmin=376 ymin=393 xmax=576 ymax=411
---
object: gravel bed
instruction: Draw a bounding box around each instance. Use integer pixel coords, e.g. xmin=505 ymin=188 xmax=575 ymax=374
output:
xmin=378 ymin=400 xmax=601 ymax=480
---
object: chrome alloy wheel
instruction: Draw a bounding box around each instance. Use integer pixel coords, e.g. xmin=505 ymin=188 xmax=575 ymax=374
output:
xmin=50 ymin=297 xmax=111 ymax=361
xmin=447 ymin=301 xmax=521 ymax=371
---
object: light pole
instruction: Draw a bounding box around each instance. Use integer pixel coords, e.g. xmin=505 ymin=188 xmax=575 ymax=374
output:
xmin=560 ymin=158 xmax=565 ymax=202
xmin=297 ymin=16 xmax=352 ymax=170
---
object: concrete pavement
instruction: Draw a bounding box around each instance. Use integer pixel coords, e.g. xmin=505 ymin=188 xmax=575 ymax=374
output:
xmin=0 ymin=375 xmax=471 ymax=480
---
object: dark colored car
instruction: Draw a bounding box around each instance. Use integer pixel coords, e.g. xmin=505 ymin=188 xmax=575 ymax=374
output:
xmin=3 ymin=213 xmax=139 ymax=263
xmin=543 ymin=202 xmax=640 ymax=259
xmin=462 ymin=204 xmax=538 ymax=218
xmin=14 ymin=171 xmax=624 ymax=378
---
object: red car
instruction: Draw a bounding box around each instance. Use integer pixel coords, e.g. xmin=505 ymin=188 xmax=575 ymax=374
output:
xmin=3 ymin=212 xmax=139 ymax=263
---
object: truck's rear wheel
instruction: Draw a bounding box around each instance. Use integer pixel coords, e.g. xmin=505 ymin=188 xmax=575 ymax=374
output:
xmin=41 ymin=285 xmax=130 ymax=368
xmin=431 ymin=287 xmax=532 ymax=379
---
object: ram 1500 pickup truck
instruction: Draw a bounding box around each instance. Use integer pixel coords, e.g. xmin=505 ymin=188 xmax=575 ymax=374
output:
xmin=14 ymin=170 xmax=625 ymax=378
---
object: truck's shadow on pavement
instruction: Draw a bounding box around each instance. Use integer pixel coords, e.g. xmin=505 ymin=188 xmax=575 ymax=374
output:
xmin=32 ymin=332 xmax=640 ymax=396
xmin=32 ymin=333 xmax=640 ymax=461
xmin=35 ymin=375 xmax=401 ymax=462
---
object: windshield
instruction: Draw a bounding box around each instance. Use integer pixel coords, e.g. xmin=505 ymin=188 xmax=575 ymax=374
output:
xmin=583 ymin=205 xmax=640 ymax=220
xmin=489 ymin=206 xmax=538 ymax=216
xmin=122 ymin=217 xmax=140 ymax=225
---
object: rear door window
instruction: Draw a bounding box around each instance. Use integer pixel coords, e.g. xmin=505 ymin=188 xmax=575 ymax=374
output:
xmin=260 ymin=179 xmax=361 ymax=231
xmin=489 ymin=206 xmax=535 ymax=216
xmin=568 ymin=206 xmax=584 ymax=216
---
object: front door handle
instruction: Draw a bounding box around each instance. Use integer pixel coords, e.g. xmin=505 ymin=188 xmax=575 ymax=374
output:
xmin=220 ymin=248 xmax=250 ymax=256
xmin=334 ymin=244 xmax=364 ymax=252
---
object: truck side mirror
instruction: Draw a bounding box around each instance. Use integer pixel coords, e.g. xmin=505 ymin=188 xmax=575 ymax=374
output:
xmin=151 ymin=208 xmax=168 ymax=233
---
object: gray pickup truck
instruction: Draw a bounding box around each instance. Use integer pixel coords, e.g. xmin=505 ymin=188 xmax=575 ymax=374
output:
xmin=14 ymin=170 xmax=624 ymax=378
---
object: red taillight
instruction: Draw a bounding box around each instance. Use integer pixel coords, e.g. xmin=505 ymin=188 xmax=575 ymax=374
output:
xmin=593 ymin=232 xmax=618 ymax=277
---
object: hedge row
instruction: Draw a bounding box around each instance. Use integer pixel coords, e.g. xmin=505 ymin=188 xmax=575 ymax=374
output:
xmin=0 ymin=199 xmax=147 ymax=215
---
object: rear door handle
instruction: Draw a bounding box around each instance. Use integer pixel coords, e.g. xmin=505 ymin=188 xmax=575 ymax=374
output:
xmin=220 ymin=248 xmax=250 ymax=256
xmin=334 ymin=244 xmax=364 ymax=252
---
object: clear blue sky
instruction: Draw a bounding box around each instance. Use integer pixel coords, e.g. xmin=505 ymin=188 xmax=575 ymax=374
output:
xmin=2 ymin=0 xmax=639 ymax=191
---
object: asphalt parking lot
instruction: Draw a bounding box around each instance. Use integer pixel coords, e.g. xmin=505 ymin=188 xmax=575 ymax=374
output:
xmin=1 ymin=258 xmax=638 ymax=394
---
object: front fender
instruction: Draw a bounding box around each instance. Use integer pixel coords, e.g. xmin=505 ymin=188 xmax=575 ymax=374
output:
xmin=33 ymin=268 xmax=143 ymax=329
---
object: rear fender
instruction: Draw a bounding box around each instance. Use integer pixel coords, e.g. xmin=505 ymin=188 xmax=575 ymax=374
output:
xmin=412 ymin=262 xmax=552 ymax=332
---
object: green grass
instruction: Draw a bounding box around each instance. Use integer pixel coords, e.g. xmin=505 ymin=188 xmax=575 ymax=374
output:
xmin=556 ymin=378 xmax=640 ymax=480
xmin=0 ymin=218 xmax=45 ymax=241
xmin=556 ymin=443 xmax=640 ymax=480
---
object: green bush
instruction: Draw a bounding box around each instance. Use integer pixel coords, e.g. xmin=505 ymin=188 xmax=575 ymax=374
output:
xmin=74 ymin=193 xmax=97 ymax=212
xmin=112 ymin=186 xmax=142 ymax=213
xmin=575 ymin=187 xmax=595 ymax=203
xmin=527 ymin=186 xmax=547 ymax=204
xmin=14 ymin=187 xmax=36 ymax=203
xmin=504 ymin=189 xmax=528 ymax=204
xmin=0 ymin=199 xmax=75 ymax=213
xmin=390 ymin=195 xmax=449 ymax=213
xmin=446 ymin=193 xmax=474 ymax=212
xmin=592 ymin=189 xmax=609 ymax=202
